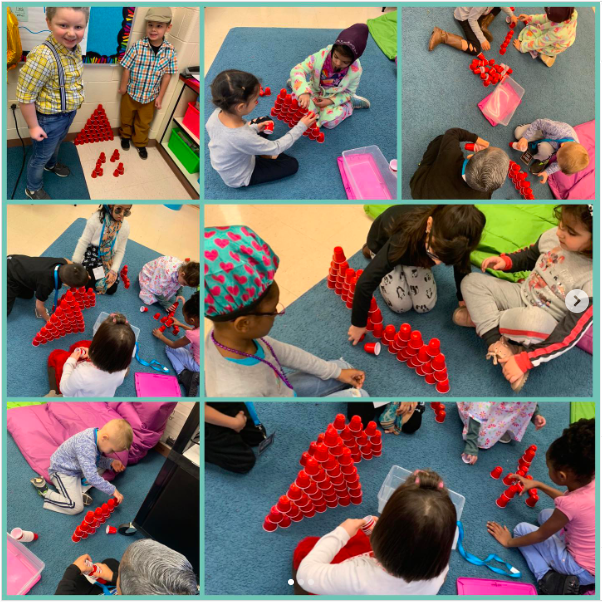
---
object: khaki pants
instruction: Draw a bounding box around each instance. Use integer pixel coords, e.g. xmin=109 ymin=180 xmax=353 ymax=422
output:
xmin=119 ymin=92 xmax=155 ymax=147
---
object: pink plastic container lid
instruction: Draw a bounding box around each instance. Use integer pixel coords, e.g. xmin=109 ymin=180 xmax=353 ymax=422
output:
xmin=7 ymin=535 xmax=44 ymax=595
xmin=456 ymin=577 xmax=537 ymax=595
xmin=134 ymin=372 xmax=181 ymax=397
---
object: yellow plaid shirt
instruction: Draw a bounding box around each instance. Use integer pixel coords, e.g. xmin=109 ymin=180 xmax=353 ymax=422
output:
xmin=16 ymin=35 xmax=84 ymax=114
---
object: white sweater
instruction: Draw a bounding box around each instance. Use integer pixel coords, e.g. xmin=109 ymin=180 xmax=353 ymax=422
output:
xmin=297 ymin=527 xmax=448 ymax=595
xmin=72 ymin=212 xmax=131 ymax=273
xmin=60 ymin=359 xmax=127 ymax=397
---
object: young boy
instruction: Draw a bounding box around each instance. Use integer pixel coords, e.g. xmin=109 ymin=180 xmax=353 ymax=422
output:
xmin=7 ymin=255 xmax=89 ymax=320
xmin=118 ymin=7 xmax=178 ymax=159
xmin=16 ymin=7 xmax=89 ymax=200
xmin=513 ymin=119 xmax=590 ymax=184
xmin=31 ymin=419 xmax=133 ymax=514
xmin=204 ymin=225 xmax=368 ymax=398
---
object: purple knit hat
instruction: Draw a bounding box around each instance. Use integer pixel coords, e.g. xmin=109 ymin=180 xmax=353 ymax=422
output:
xmin=334 ymin=23 xmax=369 ymax=61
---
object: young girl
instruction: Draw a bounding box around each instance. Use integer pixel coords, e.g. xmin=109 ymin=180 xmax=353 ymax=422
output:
xmin=206 ymin=70 xmax=316 ymax=188
xmin=288 ymin=23 xmax=370 ymax=129
xmin=348 ymin=205 xmax=486 ymax=344
xmin=512 ymin=8 xmax=578 ymax=67
xmin=138 ymin=256 xmax=199 ymax=311
xmin=457 ymin=402 xmax=546 ymax=464
xmin=46 ymin=313 xmax=136 ymax=397
xmin=487 ymin=418 xmax=595 ymax=595
xmin=458 ymin=205 xmax=593 ymax=393
xmin=294 ymin=469 xmax=456 ymax=595
xmin=72 ymin=205 xmax=131 ymax=295
xmin=153 ymin=292 xmax=200 ymax=386
xmin=429 ymin=8 xmax=517 ymax=56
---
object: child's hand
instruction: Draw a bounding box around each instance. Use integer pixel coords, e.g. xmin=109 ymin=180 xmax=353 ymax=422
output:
xmin=396 ymin=402 xmax=417 ymax=416
xmin=347 ymin=325 xmax=367 ymax=345
xmin=339 ymin=518 xmax=367 ymax=538
xmin=313 ymin=97 xmax=333 ymax=109
xmin=29 ymin=125 xmax=48 ymax=141
xmin=155 ymin=97 xmax=162 ymax=109
xmin=113 ymin=489 xmax=124 ymax=505
xmin=499 ymin=355 xmax=525 ymax=385
xmin=300 ymin=112 xmax=317 ymax=128
xmin=298 ymin=93 xmax=311 ymax=109
xmin=111 ymin=459 xmax=125 ymax=472
xmin=106 ymin=270 xmax=117 ymax=286
xmin=337 ymin=369 xmax=365 ymax=389
xmin=461 ymin=453 xmax=478 ymax=465
xmin=481 ymin=40 xmax=491 ymax=51
xmin=73 ymin=554 xmax=93 ymax=574
xmin=518 ymin=14 xmax=531 ymax=23
xmin=538 ymin=172 xmax=549 ymax=185
xmin=516 ymin=137 xmax=529 ymax=152
xmin=513 ymin=39 xmax=521 ymax=51
xmin=257 ymin=120 xmax=274 ymax=132
xmin=152 ymin=327 xmax=166 ymax=339
xmin=70 ymin=347 xmax=87 ymax=361
xmin=533 ymin=415 xmax=546 ymax=430
xmin=510 ymin=15 xmax=519 ymax=26
xmin=487 ymin=521 xmax=512 ymax=547
xmin=118 ymin=86 xmax=127 ymax=95
xmin=167 ymin=295 xmax=186 ymax=313
xmin=508 ymin=473 xmax=537 ymax=494
xmin=475 ymin=137 xmax=489 ymax=149
xmin=231 ymin=410 xmax=247 ymax=433
xmin=481 ymin=256 xmax=506 ymax=272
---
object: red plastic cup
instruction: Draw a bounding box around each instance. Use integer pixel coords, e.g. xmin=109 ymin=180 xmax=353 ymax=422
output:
xmin=305 ymin=457 xmax=320 ymax=476
xmin=295 ymin=470 xmax=311 ymax=489
xmin=490 ymin=466 xmax=504 ymax=479
xmin=277 ymin=495 xmax=292 ymax=513
xmin=72 ymin=533 xmax=81 ymax=543
xmin=504 ymin=485 xmax=518 ymax=499
xmin=314 ymin=444 xmax=329 ymax=462
xmin=268 ymin=506 xmax=284 ymax=524
xmin=525 ymin=495 xmax=539 ymax=508
xmin=333 ymin=413 xmax=346 ymax=430
xmin=349 ymin=415 xmax=363 ymax=433
xmin=496 ymin=494 xmax=510 ymax=508
xmin=350 ymin=493 xmax=363 ymax=505
xmin=106 ymin=525 xmax=118 ymax=534
xmin=431 ymin=353 xmax=446 ymax=371
xmin=372 ymin=322 xmax=384 ymax=339
xmin=85 ymin=511 xmax=95 ymax=524
xmin=263 ymin=517 xmax=278 ymax=532
xmin=502 ymin=473 xmax=516 ymax=486
xmin=435 ymin=409 xmax=447 ymax=422
xmin=435 ymin=380 xmax=450 ymax=394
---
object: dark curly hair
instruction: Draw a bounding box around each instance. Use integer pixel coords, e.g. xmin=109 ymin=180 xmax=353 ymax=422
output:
xmin=210 ymin=70 xmax=261 ymax=113
xmin=183 ymin=291 xmax=200 ymax=320
xmin=554 ymin=204 xmax=593 ymax=257
xmin=547 ymin=418 xmax=595 ymax=484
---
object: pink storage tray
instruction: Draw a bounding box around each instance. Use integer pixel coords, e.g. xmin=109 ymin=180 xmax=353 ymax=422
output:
xmin=337 ymin=157 xmax=357 ymax=200
xmin=457 ymin=577 xmax=537 ymax=596
xmin=340 ymin=146 xmax=396 ymax=200
xmin=7 ymin=535 xmax=44 ymax=595
xmin=135 ymin=372 xmax=181 ymax=397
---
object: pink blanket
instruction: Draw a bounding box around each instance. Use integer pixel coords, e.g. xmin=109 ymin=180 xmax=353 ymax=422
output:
xmin=7 ymin=402 xmax=177 ymax=482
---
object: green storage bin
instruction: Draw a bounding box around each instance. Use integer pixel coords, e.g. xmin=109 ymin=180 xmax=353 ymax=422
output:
xmin=168 ymin=125 xmax=199 ymax=174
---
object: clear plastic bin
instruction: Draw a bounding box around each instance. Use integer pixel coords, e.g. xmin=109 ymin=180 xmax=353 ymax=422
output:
xmin=93 ymin=312 xmax=140 ymax=341
xmin=342 ymin=145 xmax=397 ymax=200
xmin=7 ymin=534 xmax=45 ymax=595
xmin=377 ymin=465 xmax=465 ymax=549
xmin=481 ymin=76 xmax=525 ymax=127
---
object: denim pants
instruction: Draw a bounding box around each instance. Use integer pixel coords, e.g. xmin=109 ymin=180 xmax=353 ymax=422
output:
xmin=287 ymin=358 xmax=369 ymax=398
xmin=27 ymin=111 xmax=76 ymax=191
xmin=514 ymin=508 xmax=595 ymax=585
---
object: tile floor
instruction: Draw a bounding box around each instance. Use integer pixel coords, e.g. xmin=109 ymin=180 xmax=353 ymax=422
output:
xmin=76 ymin=142 xmax=192 ymax=201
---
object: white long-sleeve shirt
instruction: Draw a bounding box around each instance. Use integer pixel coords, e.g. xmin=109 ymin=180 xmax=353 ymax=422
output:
xmin=60 ymin=359 xmax=128 ymax=397
xmin=72 ymin=211 xmax=131 ymax=273
xmin=297 ymin=526 xmax=448 ymax=595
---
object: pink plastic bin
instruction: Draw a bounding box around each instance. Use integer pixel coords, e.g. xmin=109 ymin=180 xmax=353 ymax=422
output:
xmin=135 ymin=372 xmax=181 ymax=397
xmin=457 ymin=577 xmax=537 ymax=595
xmin=7 ymin=534 xmax=45 ymax=595
xmin=182 ymin=102 xmax=200 ymax=138
xmin=479 ymin=76 xmax=524 ymax=127
xmin=341 ymin=146 xmax=396 ymax=200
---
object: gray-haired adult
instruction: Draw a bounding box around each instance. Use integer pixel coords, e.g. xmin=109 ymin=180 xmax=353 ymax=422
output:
xmin=410 ymin=128 xmax=509 ymax=200
xmin=55 ymin=539 xmax=198 ymax=595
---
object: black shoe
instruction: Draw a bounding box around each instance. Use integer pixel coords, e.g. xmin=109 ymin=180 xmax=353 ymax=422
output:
xmin=538 ymin=571 xmax=580 ymax=595
xmin=25 ymin=187 xmax=51 ymax=200
xmin=136 ymin=146 xmax=148 ymax=159
xmin=44 ymin=162 xmax=70 ymax=177
xmin=530 ymin=159 xmax=550 ymax=175
xmin=121 ymin=138 xmax=131 ymax=150
xmin=178 ymin=369 xmax=199 ymax=397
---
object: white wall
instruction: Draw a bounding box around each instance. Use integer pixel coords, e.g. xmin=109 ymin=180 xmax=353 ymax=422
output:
xmin=7 ymin=6 xmax=199 ymax=141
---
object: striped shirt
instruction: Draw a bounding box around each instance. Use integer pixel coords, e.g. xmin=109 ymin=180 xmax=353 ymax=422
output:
xmin=121 ymin=38 xmax=178 ymax=104
xmin=16 ymin=35 xmax=84 ymax=114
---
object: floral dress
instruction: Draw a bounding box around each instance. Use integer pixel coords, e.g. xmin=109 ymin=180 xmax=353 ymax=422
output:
xmin=138 ymin=256 xmax=182 ymax=305
xmin=518 ymin=10 xmax=578 ymax=57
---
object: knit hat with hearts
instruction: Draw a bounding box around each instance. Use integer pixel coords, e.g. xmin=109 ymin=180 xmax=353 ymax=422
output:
xmin=204 ymin=226 xmax=279 ymax=317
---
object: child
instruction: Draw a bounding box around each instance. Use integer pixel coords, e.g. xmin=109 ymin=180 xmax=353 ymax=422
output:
xmin=30 ymin=419 xmax=132 ymax=515
xmin=7 ymin=255 xmax=88 ymax=320
xmin=487 ymin=418 xmax=595 ymax=595
xmin=205 ymin=403 xmax=266 ymax=474
xmin=348 ymin=205 xmax=486 ymax=344
xmin=205 ymin=225 xmax=367 ymax=398
xmin=513 ymin=8 xmax=578 ymax=67
xmin=288 ymin=23 xmax=371 ymax=129
xmin=459 ymin=205 xmax=593 ymax=392
xmin=72 ymin=205 xmax=131 ymax=295
xmin=410 ymin=129 xmax=509 ymax=199
xmin=17 ymin=7 xmax=89 ymax=200
xmin=457 ymin=402 xmax=546 ymax=464
xmin=153 ymin=292 xmax=200 ymax=395
xmin=206 ymin=70 xmax=316 ymax=188
xmin=294 ymin=469 xmax=456 ymax=594
xmin=118 ymin=8 xmax=177 ymax=159
xmin=511 ymin=119 xmax=589 ymax=183
xmin=139 ymin=256 xmax=199 ymax=311
xmin=380 ymin=402 xmax=426 ymax=435
xmin=429 ymin=8 xmax=517 ymax=55
xmin=47 ymin=313 xmax=136 ymax=397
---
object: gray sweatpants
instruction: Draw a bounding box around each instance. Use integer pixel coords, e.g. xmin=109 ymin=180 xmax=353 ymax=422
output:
xmin=378 ymin=262 xmax=437 ymax=315
xmin=514 ymin=124 xmax=555 ymax=161
xmin=43 ymin=472 xmax=92 ymax=515
xmin=461 ymin=273 xmax=558 ymax=345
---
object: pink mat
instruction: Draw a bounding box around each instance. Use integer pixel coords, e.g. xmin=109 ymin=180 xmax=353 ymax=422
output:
xmin=457 ymin=577 xmax=537 ymax=595
xmin=135 ymin=372 xmax=182 ymax=397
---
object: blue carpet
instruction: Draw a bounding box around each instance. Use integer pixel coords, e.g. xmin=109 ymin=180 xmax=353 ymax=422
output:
xmin=7 ymin=429 xmax=165 ymax=595
xmin=7 ymin=143 xmax=90 ymax=200
xmin=7 ymin=219 xmax=194 ymax=397
xmin=401 ymin=7 xmax=596 ymax=200
xmin=204 ymin=28 xmax=397 ymax=200
xmin=268 ymin=250 xmax=592 ymax=397
xmin=205 ymin=401 xmax=571 ymax=595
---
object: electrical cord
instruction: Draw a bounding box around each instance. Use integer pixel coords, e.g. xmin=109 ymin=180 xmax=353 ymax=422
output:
xmin=10 ymin=103 xmax=29 ymax=200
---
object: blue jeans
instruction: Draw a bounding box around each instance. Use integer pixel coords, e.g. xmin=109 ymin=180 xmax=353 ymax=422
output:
xmin=27 ymin=111 xmax=76 ymax=191
xmin=165 ymin=345 xmax=199 ymax=375
xmin=514 ymin=508 xmax=595 ymax=585
xmin=287 ymin=359 xmax=369 ymax=398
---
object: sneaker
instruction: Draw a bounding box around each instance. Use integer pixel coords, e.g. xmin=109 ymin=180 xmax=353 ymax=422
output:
xmin=286 ymin=78 xmax=292 ymax=91
xmin=499 ymin=431 xmax=512 ymax=443
xmin=351 ymin=95 xmax=370 ymax=109
xmin=82 ymin=493 xmax=93 ymax=506
xmin=538 ymin=571 xmax=580 ymax=595
xmin=25 ymin=187 xmax=51 ymax=200
xmin=453 ymin=307 xmax=476 ymax=328
xmin=31 ymin=476 xmax=48 ymax=497
xmin=136 ymin=146 xmax=148 ymax=159
xmin=530 ymin=159 xmax=550 ymax=175
xmin=44 ymin=162 xmax=70 ymax=177
xmin=121 ymin=137 xmax=131 ymax=150
xmin=485 ymin=336 xmax=529 ymax=392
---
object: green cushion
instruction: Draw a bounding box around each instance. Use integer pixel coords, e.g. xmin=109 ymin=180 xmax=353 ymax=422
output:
xmin=7 ymin=402 xmax=46 ymax=409
xmin=367 ymin=11 xmax=398 ymax=60
xmin=570 ymin=402 xmax=595 ymax=423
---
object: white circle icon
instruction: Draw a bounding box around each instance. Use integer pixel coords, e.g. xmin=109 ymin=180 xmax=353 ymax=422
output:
xmin=565 ymin=289 xmax=589 ymax=313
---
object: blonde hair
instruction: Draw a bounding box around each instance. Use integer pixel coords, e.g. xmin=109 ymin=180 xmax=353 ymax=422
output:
xmin=557 ymin=142 xmax=589 ymax=175
xmin=105 ymin=419 xmax=133 ymax=451
xmin=46 ymin=7 xmax=90 ymax=24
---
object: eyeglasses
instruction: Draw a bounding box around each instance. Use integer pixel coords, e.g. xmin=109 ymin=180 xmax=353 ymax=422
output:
xmin=113 ymin=206 xmax=132 ymax=217
xmin=426 ymin=230 xmax=441 ymax=263
xmin=247 ymin=303 xmax=286 ymax=318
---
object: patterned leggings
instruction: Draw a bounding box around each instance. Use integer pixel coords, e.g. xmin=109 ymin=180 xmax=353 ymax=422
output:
xmin=292 ymin=91 xmax=353 ymax=129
